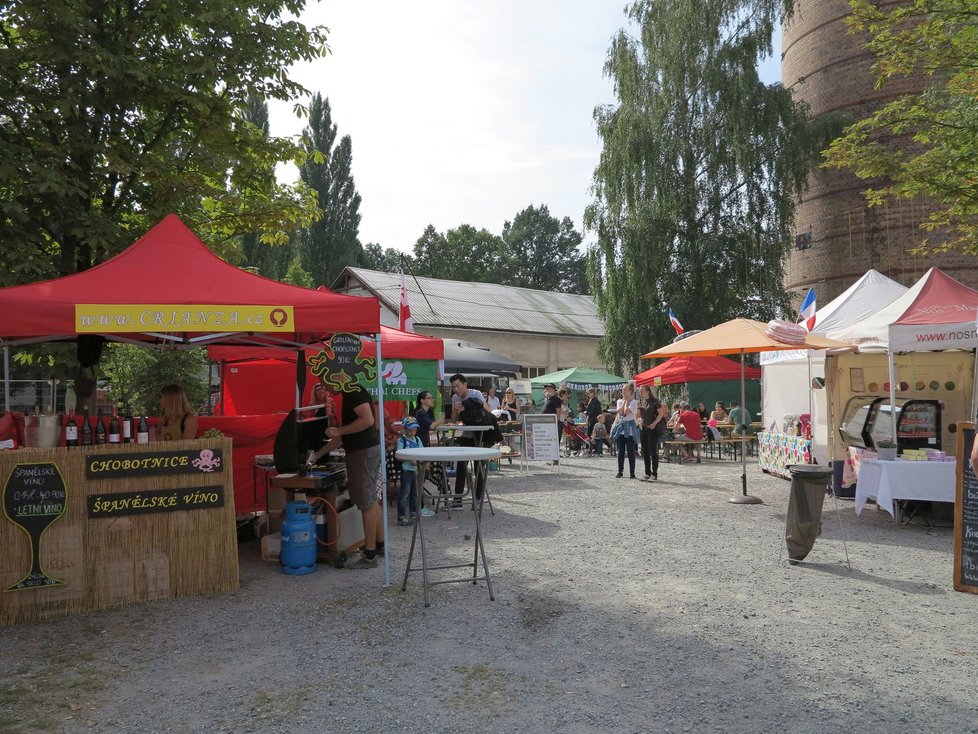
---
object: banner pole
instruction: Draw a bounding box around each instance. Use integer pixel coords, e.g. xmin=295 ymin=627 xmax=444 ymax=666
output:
xmin=376 ymin=333 xmax=391 ymax=588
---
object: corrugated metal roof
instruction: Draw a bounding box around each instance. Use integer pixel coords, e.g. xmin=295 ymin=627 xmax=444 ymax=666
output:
xmin=338 ymin=268 xmax=604 ymax=337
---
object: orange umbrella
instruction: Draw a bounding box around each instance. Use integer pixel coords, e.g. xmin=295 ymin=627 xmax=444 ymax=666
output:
xmin=641 ymin=318 xmax=852 ymax=360
xmin=643 ymin=318 xmax=854 ymax=504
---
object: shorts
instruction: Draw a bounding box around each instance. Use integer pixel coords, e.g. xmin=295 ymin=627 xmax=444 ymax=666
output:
xmin=345 ymin=444 xmax=381 ymax=510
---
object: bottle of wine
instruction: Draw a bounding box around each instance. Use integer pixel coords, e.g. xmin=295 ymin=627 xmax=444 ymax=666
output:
xmin=95 ymin=409 xmax=107 ymax=445
xmin=108 ymin=407 xmax=121 ymax=444
xmin=65 ymin=409 xmax=79 ymax=448
xmin=137 ymin=416 xmax=150 ymax=444
xmin=123 ymin=411 xmax=134 ymax=443
xmin=81 ymin=410 xmax=93 ymax=446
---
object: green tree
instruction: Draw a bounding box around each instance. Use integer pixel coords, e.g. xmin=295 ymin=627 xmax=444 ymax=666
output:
xmin=283 ymin=255 xmax=314 ymax=288
xmin=238 ymin=96 xmax=295 ymax=280
xmin=586 ymin=0 xmax=832 ymax=373
xmin=0 ymin=1 xmax=326 ymax=287
xmin=823 ymin=0 xmax=978 ymax=253
xmin=412 ymin=224 xmax=506 ymax=282
xmin=297 ymin=94 xmax=363 ymax=287
xmin=359 ymin=243 xmax=406 ymax=273
xmin=501 ymin=205 xmax=588 ymax=293
xmin=101 ymin=345 xmax=208 ymax=416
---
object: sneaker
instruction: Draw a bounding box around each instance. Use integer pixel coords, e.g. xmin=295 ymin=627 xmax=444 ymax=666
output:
xmin=615 ymin=472 xmax=623 ymax=478
xmin=420 ymin=507 xmax=436 ymax=518
xmin=397 ymin=517 xmax=413 ymax=526
xmin=644 ymin=474 xmax=652 ymax=481
xmin=629 ymin=474 xmax=636 ymax=479
xmin=651 ymin=474 xmax=658 ymax=481
xmin=451 ymin=498 xmax=464 ymax=508
xmin=346 ymin=553 xmax=378 ymax=569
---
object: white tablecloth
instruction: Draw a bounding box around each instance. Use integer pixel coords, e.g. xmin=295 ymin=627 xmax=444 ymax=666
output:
xmin=854 ymin=458 xmax=956 ymax=517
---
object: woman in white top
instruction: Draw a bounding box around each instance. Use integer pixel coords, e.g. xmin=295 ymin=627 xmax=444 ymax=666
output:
xmin=615 ymin=382 xmax=639 ymax=479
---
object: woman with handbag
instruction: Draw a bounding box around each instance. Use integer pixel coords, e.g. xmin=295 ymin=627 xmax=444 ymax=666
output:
xmin=613 ymin=382 xmax=639 ymax=478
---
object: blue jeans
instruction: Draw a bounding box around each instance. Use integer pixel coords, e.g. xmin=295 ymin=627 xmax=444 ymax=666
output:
xmin=398 ymin=472 xmax=418 ymax=518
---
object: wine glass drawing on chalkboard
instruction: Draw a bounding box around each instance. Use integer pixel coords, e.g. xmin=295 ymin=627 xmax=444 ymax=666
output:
xmin=3 ymin=462 xmax=67 ymax=590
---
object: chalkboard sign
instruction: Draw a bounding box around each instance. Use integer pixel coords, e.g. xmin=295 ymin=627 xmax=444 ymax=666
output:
xmin=954 ymin=422 xmax=978 ymax=594
xmin=309 ymin=333 xmax=377 ymax=393
xmin=3 ymin=462 xmax=67 ymax=591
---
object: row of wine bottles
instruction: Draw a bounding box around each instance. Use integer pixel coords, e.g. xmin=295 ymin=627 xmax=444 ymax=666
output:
xmin=64 ymin=407 xmax=151 ymax=447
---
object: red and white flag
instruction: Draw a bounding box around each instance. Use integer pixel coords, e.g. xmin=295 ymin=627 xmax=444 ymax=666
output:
xmin=398 ymin=272 xmax=414 ymax=333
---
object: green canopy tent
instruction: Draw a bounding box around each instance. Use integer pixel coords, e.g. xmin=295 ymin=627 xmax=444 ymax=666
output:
xmin=529 ymin=367 xmax=629 ymax=414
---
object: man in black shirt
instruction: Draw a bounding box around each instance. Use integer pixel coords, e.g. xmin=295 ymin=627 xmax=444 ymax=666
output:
xmin=322 ymin=384 xmax=384 ymax=569
xmin=585 ymin=387 xmax=602 ymax=437
xmin=542 ymin=383 xmax=564 ymax=464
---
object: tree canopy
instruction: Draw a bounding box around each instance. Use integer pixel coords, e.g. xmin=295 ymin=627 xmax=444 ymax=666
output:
xmin=0 ymin=1 xmax=328 ymax=287
xmin=501 ymin=205 xmax=588 ymax=293
xmin=297 ymin=94 xmax=363 ymax=288
xmin=822 ymin=0 xmax=978 ymax=253
xmin=586 ymin=0 xmax=831 ymax=373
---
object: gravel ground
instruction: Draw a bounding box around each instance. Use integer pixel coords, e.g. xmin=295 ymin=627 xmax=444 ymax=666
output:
xmin=2 ymin=453 xmax=977 ymax=734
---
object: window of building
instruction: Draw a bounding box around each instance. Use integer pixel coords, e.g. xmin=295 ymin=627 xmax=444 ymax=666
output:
xmin=522 ymin=367 xmax=548 ymax=379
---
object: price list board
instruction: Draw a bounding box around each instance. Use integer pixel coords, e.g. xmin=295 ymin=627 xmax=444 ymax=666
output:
xmin=954 ymin=423 xmax=978 ymax=594
xmin=522 ymin=414 xmax=559 ymax=463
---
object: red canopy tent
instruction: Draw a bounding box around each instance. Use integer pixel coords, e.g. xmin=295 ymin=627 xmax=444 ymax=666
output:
xmin=208 ymin=326 xmax=444 ymax=416
xmin=0 ymin=216 xmax=382 ymax=513
xmin=635 ymin=356 xmax=761 ymax=386
xmin=0 ymin=214 xmax=379 ymax=348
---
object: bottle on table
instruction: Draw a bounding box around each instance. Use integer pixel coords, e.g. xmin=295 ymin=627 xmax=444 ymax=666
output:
xmin=136 ymin=416 xmax=150 ymax=444
xmin=108 ymin=407 xmax=121 ymax=444
xmin=81 ymin=410 xmax=93 ymax=446
xmin=95 ymin=408 xmax=107 ymax=445
xmin=123 ymin=411 xmax=134 ymax=443
xmin=65 ymin=409 xmax=78 ymax=448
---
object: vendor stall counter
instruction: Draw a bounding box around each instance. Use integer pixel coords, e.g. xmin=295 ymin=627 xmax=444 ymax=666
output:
xmin=1 ymin=438 xmax=237 ymax=626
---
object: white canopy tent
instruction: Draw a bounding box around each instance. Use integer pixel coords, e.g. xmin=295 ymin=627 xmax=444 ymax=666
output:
xmin=760 ymin=270 xmax=908 ymax=463
xmin=834 ymin=267 xmax=978 ymax=440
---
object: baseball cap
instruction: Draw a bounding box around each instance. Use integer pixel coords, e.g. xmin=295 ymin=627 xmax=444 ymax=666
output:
xmin=402 ymin=417 xmax=419 ymax=430
xmin=544 ymin=383 xmax=557 ymax=391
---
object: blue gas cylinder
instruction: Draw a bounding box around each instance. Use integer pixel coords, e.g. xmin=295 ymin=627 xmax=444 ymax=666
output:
xmin=281 ymin=501 xmax=316 ymax=575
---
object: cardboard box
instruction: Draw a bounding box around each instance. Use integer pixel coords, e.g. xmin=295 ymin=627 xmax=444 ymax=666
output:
xmin=261 ymin=533 xmax=281 ymax=562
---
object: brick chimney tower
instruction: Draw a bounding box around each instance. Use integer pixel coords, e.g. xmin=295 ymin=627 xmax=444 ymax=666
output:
xmin=782 ymin=0 xmax=978 ymax=303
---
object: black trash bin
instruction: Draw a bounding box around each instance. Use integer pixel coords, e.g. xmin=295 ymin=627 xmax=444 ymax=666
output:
xmin=785 ymin=465 xmax=833 ymax=564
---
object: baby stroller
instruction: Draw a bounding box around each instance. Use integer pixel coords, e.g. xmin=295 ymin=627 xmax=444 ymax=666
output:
xmin=562 ymin=420 xmax=593 ymax=457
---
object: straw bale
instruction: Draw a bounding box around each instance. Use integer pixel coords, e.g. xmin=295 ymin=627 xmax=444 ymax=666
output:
xmin=0 ymin=438 xmax=238 ymax=625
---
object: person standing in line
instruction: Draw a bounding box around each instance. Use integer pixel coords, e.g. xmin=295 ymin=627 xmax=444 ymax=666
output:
xmin=585 ymin=387 xmax=602 ymax=437
xmin=542 ymin=383 xmax=564 ymax=465
xmin=413 ymin=390 xmax=443 ymax=512
xmin=615 ymin=381 xmax=639 ymax=479
xmin=395 ymin=417 xmax=423 ymax=526
xmin=449 ymin=373 xmax=488 ymax=507
xmin=638 ymin=384 xmax=667 ymax=481
xmin=322 ymin=384 xmax=385 ymax=569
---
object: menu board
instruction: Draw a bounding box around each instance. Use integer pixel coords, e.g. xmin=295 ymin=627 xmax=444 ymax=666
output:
xmin=3 ymin=462 xmax=67 ymax=591
xmin=523 ymin=414 xmax=560 ymax=462
xmin=954 ymin=423 xmax=978 ymax=594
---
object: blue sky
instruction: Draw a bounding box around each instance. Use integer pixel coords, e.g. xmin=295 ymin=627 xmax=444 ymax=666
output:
xmin=269 ymin=1 xmax=781 ymax=254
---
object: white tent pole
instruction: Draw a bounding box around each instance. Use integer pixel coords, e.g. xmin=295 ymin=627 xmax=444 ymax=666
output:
xmin=887 ymin=349 xmax=898 ymax=443
xmin=376 ymin=332 xmax=391 ymax=588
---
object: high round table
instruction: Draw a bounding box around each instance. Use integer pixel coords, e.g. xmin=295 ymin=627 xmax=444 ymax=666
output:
xmin=396 ymin=446 xmax=502 ymax=607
